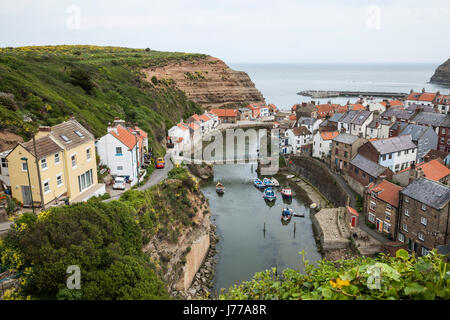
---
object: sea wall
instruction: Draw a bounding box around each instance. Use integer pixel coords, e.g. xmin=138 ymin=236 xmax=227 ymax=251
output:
xmin=289 ymin=155 xmax=349 ymax=207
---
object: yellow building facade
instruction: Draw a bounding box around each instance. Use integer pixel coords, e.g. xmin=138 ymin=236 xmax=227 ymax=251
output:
xmin=6 ymin=119 xmax=103 ymax=207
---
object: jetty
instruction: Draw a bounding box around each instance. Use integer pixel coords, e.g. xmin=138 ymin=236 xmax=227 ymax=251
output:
xmin=297 ymin=90 xmax=408 ymax=99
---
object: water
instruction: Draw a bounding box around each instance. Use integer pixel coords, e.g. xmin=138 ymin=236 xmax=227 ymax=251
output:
xmin=229 ymin=63 xmax=449 ymax=110
xmin=202 ymin=164 xmax=321 ymax=293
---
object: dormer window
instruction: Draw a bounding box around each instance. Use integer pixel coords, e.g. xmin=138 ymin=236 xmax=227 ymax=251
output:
xmin=61 ymin=135 xmax=71 ymax=143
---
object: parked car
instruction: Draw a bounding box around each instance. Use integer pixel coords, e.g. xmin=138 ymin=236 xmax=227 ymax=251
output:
xmin=112 ymin=176 xmax=126 ymax=190
xmin=155 ymin=157 xmax=165 ymax=169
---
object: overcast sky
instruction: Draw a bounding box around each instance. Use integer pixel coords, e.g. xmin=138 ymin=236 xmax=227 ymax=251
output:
xmin=1 ymin=0 xmax=449 ymax=63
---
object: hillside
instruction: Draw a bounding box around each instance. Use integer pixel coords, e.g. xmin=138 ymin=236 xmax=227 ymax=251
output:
xmin=143 ymin=55 xmax=265 ymax=108
xmin=0 ymin=45 xmax=207 ymax=153
xmin=430 ymin=58 xmax=450 ymax=86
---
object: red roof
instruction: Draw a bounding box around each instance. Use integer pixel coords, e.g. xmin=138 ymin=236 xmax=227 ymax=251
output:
xmin=110 ymin=125 xmax=139 ymax=150
xmin=404 ymin=160 xmax=450 ymax=182
xmin=367 ymin=180 xmax=403 ymax=207
xmin=289 ymin=114 xmax=297 ymax=120
xmin=320 ymin=131 xmax=339 ymax=140
xmin=419 ymin=93 xmax=436 ymax=102
xmin=346 ymin=206 xmax=359 ymax=216
xmin=349 ymin=104 xmax=366 ymax=111
xmin=199 ymin=114 xmax=211 ymax=122
xmin=189 ymin=122 xmax=200 ymax=130
xmin=177 ymin=123 xmax=189 ymax=131
xmin=210 ymin=109 xmax=238 ymax=117
xmin=381 ymin=100 xmax=403 ymax=107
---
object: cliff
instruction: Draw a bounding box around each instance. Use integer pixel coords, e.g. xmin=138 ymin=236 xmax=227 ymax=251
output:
xmin=142 ymin=56 xmax=265 ymax=108
xmin=430 ymin=58 xmax=450 ymax=86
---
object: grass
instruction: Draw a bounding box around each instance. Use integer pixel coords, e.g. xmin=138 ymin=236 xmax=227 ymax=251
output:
xmin=0 ymin=45 xmax=207 ymax=155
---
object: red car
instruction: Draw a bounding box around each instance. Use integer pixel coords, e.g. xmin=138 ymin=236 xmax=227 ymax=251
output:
xmin=155 ymin=157 xmax=165 ymax=169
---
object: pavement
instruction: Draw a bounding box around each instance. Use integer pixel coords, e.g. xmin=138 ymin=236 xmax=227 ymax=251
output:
xmin=137 ymin=152 xmax=173 ymax=191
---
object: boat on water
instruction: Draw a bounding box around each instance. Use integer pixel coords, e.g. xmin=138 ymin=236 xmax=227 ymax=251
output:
xmin=254 ymin=178 xmax=265 ymax=189
xmin=216 ymin=182 xmax=225 ymax=194
xmin=281 ymin=207 xmax=293 ymax=222
xmin=286 ymin=174 xmax=295 ymax=179
xmin=271 ymin=177 xmax=279 ymax=187
xmin=263 ymin=177 xmax=275 ymax=187
xmin=263 ymin=187 xmax=276 ymax=201
xmin=281 ymin=187 xmax=292 ymax=199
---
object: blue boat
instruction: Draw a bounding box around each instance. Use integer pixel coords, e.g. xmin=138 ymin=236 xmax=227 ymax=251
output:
xmin=263 ymin=187 xmax=276 ymax=201
xmin=254 ymin=178 xmax=265 ymax=189
xmin=281 ymin=208 xmax=293 ymax=222
xmin=263 ymin=177 xmax=274 ymax=187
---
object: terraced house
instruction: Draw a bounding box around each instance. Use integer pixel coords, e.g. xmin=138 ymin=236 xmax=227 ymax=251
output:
xmin=6 ymin=119 xmax=105 ymax=207
xmin=397 ymin=178 xmax=450 ymax=256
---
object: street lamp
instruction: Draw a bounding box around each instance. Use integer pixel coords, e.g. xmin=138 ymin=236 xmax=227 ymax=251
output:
xmin=21 ymin=156 xmax=35 ymax=214
xmin=132 ymin=131 xmax=140 ymax=188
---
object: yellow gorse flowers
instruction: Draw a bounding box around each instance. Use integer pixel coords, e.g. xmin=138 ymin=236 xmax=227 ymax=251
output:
xmin=330 ymin=278 xmax=350 ymax=289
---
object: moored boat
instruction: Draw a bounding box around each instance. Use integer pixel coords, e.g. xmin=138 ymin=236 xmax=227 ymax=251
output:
xmin=281 ymin=187 xmax=292 ymax=199
xmin=263 ymin=187 xmax=276 ymax=201
xmin=263 ymin=177 xmax=274 ymax=187
xmin=216 ymin=182 xmax=225 ymax=194
xmin=271 ymin=177 xmax=279 ymax=187
xmin=281 ymin=207 xmax=293 ymax=222
xmin=254 ymin=178 xmax=265 ymax=189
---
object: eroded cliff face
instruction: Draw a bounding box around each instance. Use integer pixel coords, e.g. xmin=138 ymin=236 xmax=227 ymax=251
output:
xmin=142 ymin=56 xmax=265 ymax=108
xmin=430 ymin=58 xmax=450 ymax=86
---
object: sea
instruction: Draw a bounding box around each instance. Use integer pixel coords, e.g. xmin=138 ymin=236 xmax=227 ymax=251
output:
xmin=228 ymin=63 xmax=449 ymax=110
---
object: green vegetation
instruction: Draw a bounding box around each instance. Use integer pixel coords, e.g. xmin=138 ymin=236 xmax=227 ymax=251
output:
xmin=0 ymin=174 xmax=203 ymax=300
xmin=355 ymin=194 xmax=363 ymax=212
xmin=0 ymin=45 xmax=207 ymax=154
xmin=220 ymin=250 xmax=450 ymax=300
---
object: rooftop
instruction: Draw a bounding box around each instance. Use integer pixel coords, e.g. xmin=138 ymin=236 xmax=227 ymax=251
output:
xmin=21 ymin=136 xmax=63 ymax=159
xmin=350 ymin=154 xmax=389 ymax=178
xmin=320 ymin=131 xmax=339 ymax=141
xmin=333 ymin=133 xmax=360 ymax=145
xmin=412 ymin=111 xmax=447 ymax=127
xmin=401 ymin=178 xmax=450 ymax=210
xmin=368 ymin=179 xmax=403 ymax=207
xmin=370 ymin=135 xmax=416 ymax=154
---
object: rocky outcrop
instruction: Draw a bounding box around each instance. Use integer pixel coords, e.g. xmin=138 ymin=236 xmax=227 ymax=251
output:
xmin=187 ymin=163 xmax=214 ymax=180
xmin=430 ymin=58 xmax=450 ymax=86
xmin=142 ymin=56 xmax=265 ymax=108
xmin=0 ymin=130 xmax=23 ymax=152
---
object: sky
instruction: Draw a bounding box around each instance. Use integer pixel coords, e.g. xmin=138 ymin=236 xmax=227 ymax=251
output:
xmin=0 ymin=0 xmax=449 ymax=63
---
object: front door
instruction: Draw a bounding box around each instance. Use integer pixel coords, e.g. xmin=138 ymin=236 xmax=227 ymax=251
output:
xmin=21 ymin=185 xmax=32 ymax=206
xmin=376 ymin=219 xmax=382 ymax=232
xmin=351 ymin=216 xmax=356 ymax=227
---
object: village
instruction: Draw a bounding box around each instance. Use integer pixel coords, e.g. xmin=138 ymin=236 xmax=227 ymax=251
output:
xmin=1 ymin=88 xmax=450 ymax=263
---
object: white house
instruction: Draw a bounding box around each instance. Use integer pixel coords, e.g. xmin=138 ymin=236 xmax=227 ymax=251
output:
xmin=312 ymin=131 xmax=339 ymax=159
xmin=260 ymin=105 xmax=270 ymax=118
xmin=405 ymin=89 xmax=436 ymax=107
xmin=349 ymin=111 xmax=373 ymax=137
xmin=96 ymin=124 xmax=143 ymax=186
xmin=436 ymin=93 xmax=450 ymax=114
xmin=0 ymin=149 xmax=11 ymax=188
xmin=168 ymin=123 xmax=190 ymax=146
xmin=365 ymin=119 xmax=392 ymax=140
xmin=296 ymin=117 xmax=323 ymax=133
xmin=282 ymin=126 xmax=312 ymax=154
xmin=369 ymin=135 xmax=417 ymax=172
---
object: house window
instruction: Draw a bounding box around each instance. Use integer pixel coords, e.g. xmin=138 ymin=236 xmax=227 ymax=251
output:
xmin=78 ymin=169 xmax=93 ymax=193
xmin=389 ymin=153 xmax=392 ymax=159
xmin=421 ymin=217 xmax=427 ymax=226
xmin=116 ymin=147 xmax=123 ymax=155
xmin=71 ymin=155 xmax=76 ymax=168
xmin=382 ymin=154 xmax=386 ymax=161
xmin=56 ymin=174 xmax=63 ymax=187
xmin=386 ymin=203 xmax=393 ymax=211
xmin=371 ymin=192 xmax=377 ymax=199
xmin=22 ymin=162 xmax=28 ymax=171
xmin=41 ymin=158 xmax=47 ymax=170
xmin=404 ymin=196 xmax=409 ymax=203
xmin=370 ymin=201 xmax=376 ymax=211
xmin=74 ymin=130 xmax=84 ymax=138
xmin=43 ymin=181 xmax=50 ymax=194
xmin=418 ymin=232 xmax=424 ymax=241
xmin=403 ymin=224 xmax=408 ymax=232
xmin=383 ymin=222 xmax=391 ymax=233
xmin=421 ymin=204 xmax=426 ymax=211
xmin=421 ymin=247 xmax=429 ymax=256
xmin=117 ymin=166 xmax=123 ymax=171
xmin=385 ymin=212 xmax=391 ymax=222
xmin=404 ymin=208 xmax=409 ymax=216
xmin=1 ymin=158 xmax=7 ymax=168
xmin=60 ymin=135 xmax=71 ymax=143
xmin=398 ymin=233 xmax=405 ymax=242
xmin=86 ymin=148 xmax=91 ymax=160
xmin=55 ymin=153 xmax=60 ymax=164
xmin=397 ymin=151 xmax=401 ymax=156
xmin=368 ymin=213 xmax=375 ymax=223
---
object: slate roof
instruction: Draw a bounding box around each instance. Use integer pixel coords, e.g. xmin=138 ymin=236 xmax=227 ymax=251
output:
xmin=371 ymin=135 xmax=416 ymax=154
xmin=338 ymin=110 xmax=358 ymax=124
xmin=401 ymin=178 xmax=450 ymax=209
xmin=400 ymin=124 xmax=431 ymax=142
xmin=333 ymin=133 xmax=359 ymax=144
xmin=50 ymin=119 xmax=95 ymax=150
xmin=328 ymin=112 xmax=345 ymax=123
xmin=350 ymin=154 xmax=388 ymax=177
xmin=292 ymin=126 xmax=312 ymax=136
xmin=351 ymin=110 xmax=372 ymax=125
xmin=296 ymin=117 xmax=316 ymax=127
xmin=439 ymin=115 xmax=450 ymax=128
xmin=21 ymin=136 xmax=63 ymax=159
xmin=412 ymin=112 xmax=447 ymax=127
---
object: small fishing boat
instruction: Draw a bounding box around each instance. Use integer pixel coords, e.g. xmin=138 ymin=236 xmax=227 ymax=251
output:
xmin=286 ymin=174 xmax=295 ymax=179
xmin=281 ymin=207 xmax=293 ymax=222
xmin=281 ymin=187 xmax=292 ymax=199
xmin=263 ymin=177 xmax=274 ymax=187
xmin=271 ymin=177 xmax=279 ymax=187
xmin=293 ymin=212 xmax=305 ymax=218
xmin=263 ymin=187 xmax=276 ymax=201
xmin=254 ymin=178 xmax=265 ymax=189
xmin=216 ymin=182 xmax=225 ymax=194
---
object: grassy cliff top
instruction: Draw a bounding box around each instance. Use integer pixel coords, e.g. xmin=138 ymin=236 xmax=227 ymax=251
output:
xmin=0 ymin=45 xmax=207 ymax=154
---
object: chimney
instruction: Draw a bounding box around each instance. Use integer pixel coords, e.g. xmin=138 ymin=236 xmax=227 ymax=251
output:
xmin=410 ymin=89 xmax=413 ymax=94
xmin=38 ymin=126 xmax=51 ymax=132
xmin=422 ymin=88 xmax=425 ymax=94
xmin=416 ymin=167 xmax=424 ymax=179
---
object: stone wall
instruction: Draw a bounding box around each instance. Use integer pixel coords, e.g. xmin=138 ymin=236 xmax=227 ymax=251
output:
xmin=289 ymin=155 xmax=349 ymax=207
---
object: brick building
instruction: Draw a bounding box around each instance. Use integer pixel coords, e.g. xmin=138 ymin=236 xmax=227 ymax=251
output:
xmin=437 ymin=116 xmax=450 ymax=152
xmin=365 ymin=179 xmax=403 ymax=240
xmin=397 ymin=178 xmax=450 ymax=256
xmin=330 ymin=133 xmax=366 ymax=174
